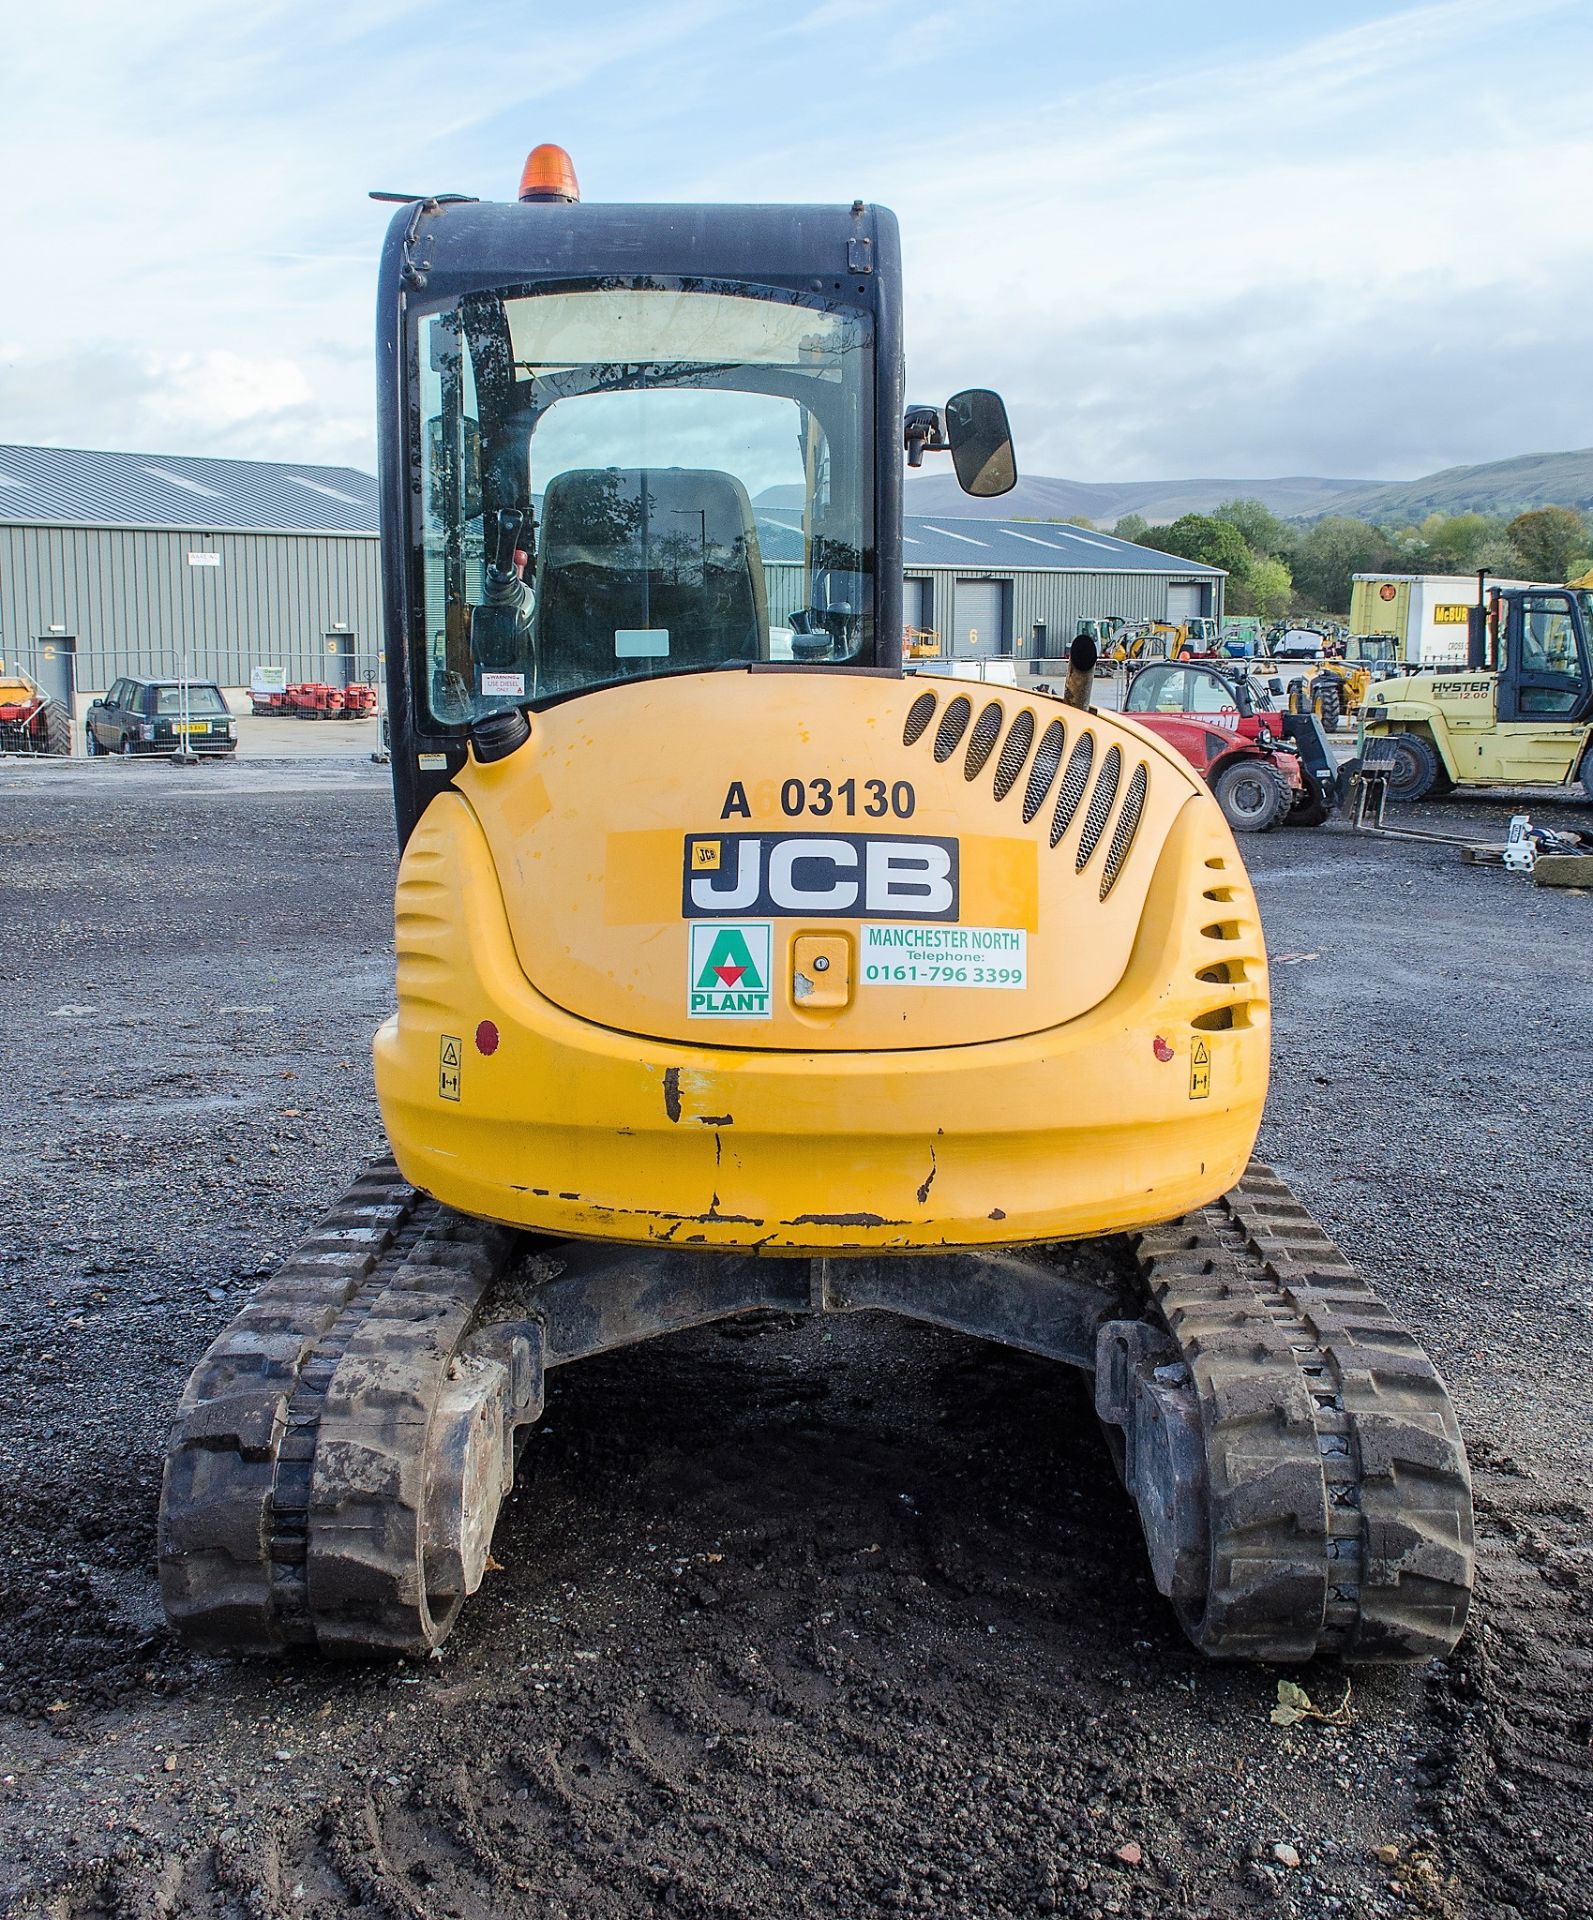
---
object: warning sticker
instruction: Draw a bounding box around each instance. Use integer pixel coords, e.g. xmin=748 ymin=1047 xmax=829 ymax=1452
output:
xmin=1189 ymin=1037 xmax=1211 ymax=1100
xmin=439 ymin=1034 xmax=463 ymax=1101
xmin=480 ymin=671 xmax=526 ymax=696
xmin=859 ymin=924 xmax=1026 ymax=988
xmin=688 ymin=923 xmax=773 ymax=1018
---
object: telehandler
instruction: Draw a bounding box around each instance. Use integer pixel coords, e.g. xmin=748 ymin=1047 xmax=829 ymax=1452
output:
xmin=1287 ymin=633 xmax=1402 ymax=733
xmin=1360 ymin=585 xmax=1593 ymax=800
xmin=159 ymin=147 xmax=1472 ymax=1666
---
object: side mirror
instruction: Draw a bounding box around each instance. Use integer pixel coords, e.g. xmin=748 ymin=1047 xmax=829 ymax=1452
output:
xmin=1268 ymin=678 xmax=1285 ymax=696
xmin=944 ymin=389 xmax=1016 ymax=498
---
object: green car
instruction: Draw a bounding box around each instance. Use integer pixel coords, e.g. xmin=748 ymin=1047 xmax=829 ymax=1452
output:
xmin=85 ymin=678 xmax=238 ymax=757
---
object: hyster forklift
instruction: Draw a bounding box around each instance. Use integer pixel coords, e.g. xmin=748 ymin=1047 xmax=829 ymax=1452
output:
xmin=159 ymin=149 xmax=1474 ymax=1665
xmin=1360 ymin=585 xmax=1593 ymax=801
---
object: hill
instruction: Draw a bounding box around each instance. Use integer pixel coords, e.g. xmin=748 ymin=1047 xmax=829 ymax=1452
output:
xmin=1329 ymin=448 xmax=1593 ymax=523
xmin=893 ymin=472 xmax=1374 ymax=524
xmin=870 ymin=447 xmax=1593 ymax=528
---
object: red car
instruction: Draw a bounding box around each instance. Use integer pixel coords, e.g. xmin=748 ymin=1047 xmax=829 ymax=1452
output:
xmin=1121 ymin=661 xmax=1337 ymax=831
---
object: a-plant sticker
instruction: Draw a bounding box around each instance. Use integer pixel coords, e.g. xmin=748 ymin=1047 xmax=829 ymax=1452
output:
xmin=688 ymin=922 xmax=773 ymax=1018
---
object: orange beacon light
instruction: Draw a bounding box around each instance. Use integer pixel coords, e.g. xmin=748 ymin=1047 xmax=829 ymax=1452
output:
xmin=518 ymin=144 xmax=580 ymax=204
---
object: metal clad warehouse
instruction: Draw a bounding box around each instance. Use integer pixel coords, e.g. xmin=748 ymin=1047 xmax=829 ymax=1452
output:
xmin=760 ymin=508 xmax=1226 ymax=667
xmin=0 ymin=444 xmax=380 ymax=695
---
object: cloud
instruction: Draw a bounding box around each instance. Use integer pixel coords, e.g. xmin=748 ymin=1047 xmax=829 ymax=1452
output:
xmin=2 ymin=0 xmax=1591 ymax=486
xmin=867 ymin=0 xmax=1593 ymax=478
xmin=0 ymin=344 xmax=368 ymax=468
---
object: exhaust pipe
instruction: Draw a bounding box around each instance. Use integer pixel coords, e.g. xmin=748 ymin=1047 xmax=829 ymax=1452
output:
xmin=1063 ymin=633 xmax=1097 ymax=709
xmin=1467 ymin=571 xmax=1492 ymax=671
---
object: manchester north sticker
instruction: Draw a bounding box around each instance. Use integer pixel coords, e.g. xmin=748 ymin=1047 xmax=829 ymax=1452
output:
xmin=688 ymin=922 xmax=772 ymax=1018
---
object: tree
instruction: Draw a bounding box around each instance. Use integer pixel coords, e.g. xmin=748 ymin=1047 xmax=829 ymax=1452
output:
xmin=1470 ymin=535 xmax=1528 ymax=581
xmin=1112 ymin=512 xmax=1149 ymax=544
xmin=1229 ymin=555 xmax=1293 ymax=620
xmin=1507 ymin=506 xmax=1587 ymax=582
xmin=1291 ymin=517 xmax=1397 ymax=615
xmin=1151 ymin=513 xmax=1254 ymax=584
xmin=1415 ymin=512 xmax=1500 ymax=572
xmin=1213 ymin=497 xmax=1295 ymax=560
xmin=1063 ymin=515 xmax=1096 ymax=529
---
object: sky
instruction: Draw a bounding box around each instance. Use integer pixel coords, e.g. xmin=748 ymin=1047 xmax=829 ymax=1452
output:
xmin=4 ymin=0 xmax=1591 ymax=486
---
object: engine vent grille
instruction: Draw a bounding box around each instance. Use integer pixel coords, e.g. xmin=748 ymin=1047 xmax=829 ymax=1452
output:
xmin=903 ymin=690 xmax=937 ymax=746
xmin=1048 ymin=735 xmax=1096 ymax=847
xmin=1022 ymin=720 xmax=1066 ymax=823
xmin=1076 ymin=745 xmax=1122 ymax=870
xmin=898 ymin=689 xmax=1154 ymax=896
xmin=992 ymin=709 xmax=1036 ymax=801
xmin=933 ymin=695 xmax=973 ymax=763
xmin=1100 ymin=763 xmax=1148 ymax=898
xmin=963 ymin=702 xmax=1005 ymax=780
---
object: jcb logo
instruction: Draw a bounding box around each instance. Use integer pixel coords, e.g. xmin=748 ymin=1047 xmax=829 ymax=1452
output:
xmin=682 ymin=833 xmax=959 ymax=920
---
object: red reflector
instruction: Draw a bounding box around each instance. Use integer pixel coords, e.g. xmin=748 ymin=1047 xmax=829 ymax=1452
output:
xmin=1153 ymin=1035 xmax=1174 ymax=1062
xmin=475 ymin=1020 xmax=500 ymax=1056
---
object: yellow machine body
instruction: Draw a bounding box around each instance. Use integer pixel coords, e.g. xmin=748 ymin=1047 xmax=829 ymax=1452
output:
xmin=1361 ymin=671 xmax=1590 ymax=786
xmin=374 ymin=670 xmax=1269 ymax=1252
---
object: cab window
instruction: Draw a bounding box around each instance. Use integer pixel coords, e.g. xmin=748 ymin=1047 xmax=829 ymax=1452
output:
xmin=1185 ymin=670 xmax=1240 ymax=716
xmin=413 ymin=281 xmax=874 ymax=727
xmin=1125 ymin=665 xmax=1192 ymax=713
xmin=1514 ymin=596 xmax=1585 ymax=714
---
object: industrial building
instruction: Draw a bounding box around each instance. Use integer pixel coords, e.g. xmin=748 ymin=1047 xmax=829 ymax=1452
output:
xmin=0 ymin=444 xmax=1223 ymax=702
xmin=761 ymin=510 xmax=1227 ymax=670
xmin=0 ymin=443 xmax=381 ymax=703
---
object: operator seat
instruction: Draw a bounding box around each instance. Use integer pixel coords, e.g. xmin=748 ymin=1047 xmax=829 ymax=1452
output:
xmin=532 ymin=467 xmax=770 ymax=696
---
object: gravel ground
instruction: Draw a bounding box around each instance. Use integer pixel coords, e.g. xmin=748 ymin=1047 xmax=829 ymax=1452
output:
xmin=0 ymin=756 xmax=1589 ymax=1920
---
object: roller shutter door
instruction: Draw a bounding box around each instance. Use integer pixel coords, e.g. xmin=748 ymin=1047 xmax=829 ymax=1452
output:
xmin=955 ymin=578 xmax=1004 ymax=658
xmin=1167 ymin=582 xmax=1205 ymax=622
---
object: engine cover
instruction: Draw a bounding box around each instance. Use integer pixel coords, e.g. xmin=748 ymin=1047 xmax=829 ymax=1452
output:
xmin=459 ymin=669 xmax=1202 ymax=1050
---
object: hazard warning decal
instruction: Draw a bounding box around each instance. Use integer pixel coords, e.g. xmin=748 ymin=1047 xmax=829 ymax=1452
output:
xmin=439 ymin=1033 xmax=463 ymax=1100
xmin=688 ymin=922 xmax=773 ymax=1019
xmin=1189 ymin=1037 xmax=1211 ymax=1100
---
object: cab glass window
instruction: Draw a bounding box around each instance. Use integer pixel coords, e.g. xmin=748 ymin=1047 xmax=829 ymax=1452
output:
xmin=1126 ymin=666 xmax=1192 ymax=713
xmin=1184 ymin=670 xmax=1240 ymax=716
xmin=412 ymin=282 xmax=874 ymax=728
xmin=1515 ymin=596 xmax=1585 ymax=713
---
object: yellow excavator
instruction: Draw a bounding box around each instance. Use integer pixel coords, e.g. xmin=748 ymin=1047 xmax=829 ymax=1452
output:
xmin=158 ymin=146 xmax=1472 ymax=1666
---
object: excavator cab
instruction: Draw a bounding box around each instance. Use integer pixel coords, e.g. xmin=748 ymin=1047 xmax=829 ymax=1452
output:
xmin=158 ymin=150 xmax=1473 ymax=1670
xmin=387 ymin=201 xmax=1010 ymax=828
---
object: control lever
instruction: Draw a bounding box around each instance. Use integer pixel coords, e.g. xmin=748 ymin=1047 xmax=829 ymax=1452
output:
xmin=487 ymin=508 xmax=525 ymax=586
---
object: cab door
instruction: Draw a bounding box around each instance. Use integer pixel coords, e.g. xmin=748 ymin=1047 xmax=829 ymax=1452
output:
xmin=1495 ymin=593 xmax=1591 ymax=781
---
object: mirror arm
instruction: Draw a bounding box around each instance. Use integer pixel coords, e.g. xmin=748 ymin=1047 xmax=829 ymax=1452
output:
xmin=903 ymin=404 xmax=950 ymax=468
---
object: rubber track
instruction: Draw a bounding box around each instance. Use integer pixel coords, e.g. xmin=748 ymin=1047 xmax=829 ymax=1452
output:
xmin=1133 ymin=1160 xmax=1474 ymax=1664
xmin=159 ymin=1161 xmax=517 ymax=1656
xmin=305 ymin=1210 xmax=518 ymax=1656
